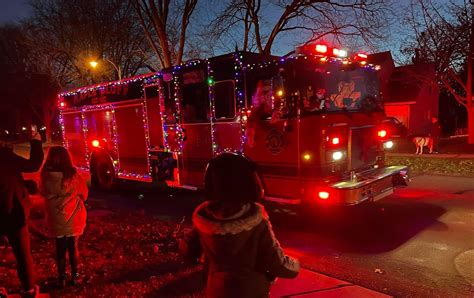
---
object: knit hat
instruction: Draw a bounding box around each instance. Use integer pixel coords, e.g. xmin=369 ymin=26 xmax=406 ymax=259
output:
xmin=204 ymin=153 xmax=263 ymax=203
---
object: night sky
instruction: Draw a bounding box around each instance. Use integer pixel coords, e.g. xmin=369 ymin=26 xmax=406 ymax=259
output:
xmin=0 ymin=0 xmax=464 ymax=61
xmin=0 ymin=0 xmax=31 ymax=24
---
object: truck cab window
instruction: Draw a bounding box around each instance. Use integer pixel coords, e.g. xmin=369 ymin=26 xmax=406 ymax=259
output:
xmin=145 ymin=85 xmax=159 ymax=99
xmin=214 ymin=81 xmax=235 ymax=119
xmin=246 ymin=67 xmax=293 ymax=121
xmin=181 ymin=70 xmax=209 ymax=123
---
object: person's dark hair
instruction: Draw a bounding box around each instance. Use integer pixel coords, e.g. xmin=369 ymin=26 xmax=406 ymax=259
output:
xmin=204 ymin=153 xmax=263 ymax=203
xmin=41 ymin=146 xmax=76 ymax=181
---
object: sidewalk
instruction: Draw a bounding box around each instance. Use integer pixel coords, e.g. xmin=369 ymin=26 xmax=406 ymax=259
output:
xmin=387 ymin=152 xmax=474 ymax=159
xmin=271 ymin=269 xmax=390 ymax=298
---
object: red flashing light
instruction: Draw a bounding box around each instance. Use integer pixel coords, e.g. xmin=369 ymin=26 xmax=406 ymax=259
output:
xmin=91 ymin=139 xmax=100 ymax=148
xmin=357 ymin=53 xmax=368 ymax=59
xmin=315 ymin=44 xmax=327 ymax=53
xmin=331 ymin=137 xmax=340 ymax=145
xmin=318 ymin=191 xmax=330 ymax=200
xmin=378 ymin=130 xmax=387 ymax=138
xmin=59 ymin=102 xmax=65 ymax=108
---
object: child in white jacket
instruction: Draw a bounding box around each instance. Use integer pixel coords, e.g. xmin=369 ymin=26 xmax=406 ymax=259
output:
xmin=40 ymin=146 xmax=88 ymax=288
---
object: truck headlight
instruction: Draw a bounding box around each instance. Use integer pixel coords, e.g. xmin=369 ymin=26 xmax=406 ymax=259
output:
xmin=332 ymin=151 xmax=344 ymax=161
xmin=384 ymin=141 xmax=394 ymax=149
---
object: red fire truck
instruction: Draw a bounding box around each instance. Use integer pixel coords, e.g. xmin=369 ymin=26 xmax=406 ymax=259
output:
xmin=58 ymin=44 xmax=408 ymax=206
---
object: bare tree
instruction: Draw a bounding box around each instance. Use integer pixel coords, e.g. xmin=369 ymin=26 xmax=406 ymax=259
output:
xmin=0 ymin=25 xmax=58 ymax=141
xmin=401 ymin=0 xmax=473 ymax=143
xmin=132 ymin=0 xmax=198 ymax=68
xmin=209 ymin=0 xmax=392 ymax=55
xmin=27 ymin=0 xmax=152 ymax=87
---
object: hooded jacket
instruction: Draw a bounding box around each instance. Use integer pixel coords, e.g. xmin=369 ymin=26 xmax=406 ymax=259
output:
xmin=0 ymin=140 xmax=43 ymax=235
xmin=181 ymin=201 xmax=299 ymax=298
xmin=40 ymin=172 xmax=88 ymax=237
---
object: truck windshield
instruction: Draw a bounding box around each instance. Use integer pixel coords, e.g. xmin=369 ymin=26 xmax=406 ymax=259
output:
xmin=292 ymin=60 xmax=382 ymax=113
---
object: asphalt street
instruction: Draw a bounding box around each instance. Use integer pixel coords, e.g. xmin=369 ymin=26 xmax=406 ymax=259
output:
xmin=86 ymin=173 xmax=474 ymax=297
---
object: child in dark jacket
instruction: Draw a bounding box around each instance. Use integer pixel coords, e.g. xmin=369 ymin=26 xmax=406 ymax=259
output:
xmin=40 ymin=146 xmax=88 ymax=288
xmin=180 ymin=153 xmax=299 ymax=298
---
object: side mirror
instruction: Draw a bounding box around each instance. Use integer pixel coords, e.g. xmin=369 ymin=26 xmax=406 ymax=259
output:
xmin=24 ymin=180 xmax=39 ymax=195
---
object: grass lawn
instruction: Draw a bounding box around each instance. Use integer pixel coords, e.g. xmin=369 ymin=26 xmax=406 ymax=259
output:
xmin=0 ymin=199 xmax=205 ymax=297
xmin=386 ymin=136 xmax=474 ymax=177
xmin=390 ymin=136 xmax=474 ymax=154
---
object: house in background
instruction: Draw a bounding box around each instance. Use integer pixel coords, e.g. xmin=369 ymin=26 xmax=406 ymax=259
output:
xmin=368 ymin=52 xmax=439 ymax=136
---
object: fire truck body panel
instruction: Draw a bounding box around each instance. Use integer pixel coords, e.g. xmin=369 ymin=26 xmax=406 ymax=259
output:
xmin=58 ymin=50 xmax=408 ymax=206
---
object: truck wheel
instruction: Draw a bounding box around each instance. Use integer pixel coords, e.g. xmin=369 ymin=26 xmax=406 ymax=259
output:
xmin=91 ymin=157 xmax=116 ymax=190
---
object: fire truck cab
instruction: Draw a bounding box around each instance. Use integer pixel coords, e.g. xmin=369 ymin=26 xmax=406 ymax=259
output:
xmin=58 ymin=45 xmax=408 ymax=206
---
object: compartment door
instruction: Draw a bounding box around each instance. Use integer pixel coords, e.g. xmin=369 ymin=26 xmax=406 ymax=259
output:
xmin=114 ymin=102 xmax=149 ymax=178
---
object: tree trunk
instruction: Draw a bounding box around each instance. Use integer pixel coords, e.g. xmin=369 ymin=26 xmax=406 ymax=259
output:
xmin=468 ymin=106 xmax=474 ymax=144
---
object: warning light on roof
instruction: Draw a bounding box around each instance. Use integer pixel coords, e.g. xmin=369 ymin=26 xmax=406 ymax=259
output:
xmin=333 ymin=48 xmax=347 ymax=58
xmin=315 ymin=44 xmax=328 ymax=53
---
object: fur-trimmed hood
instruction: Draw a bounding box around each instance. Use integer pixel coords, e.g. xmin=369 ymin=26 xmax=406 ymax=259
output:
xmin=192 ymin=201 xmax=268 ymax=256
xmin=193 ymin=201 xmax=267 ymax=235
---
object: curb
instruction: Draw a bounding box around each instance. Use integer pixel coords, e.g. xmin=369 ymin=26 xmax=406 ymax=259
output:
xmin=270 ymin=268 xmax=391 ymax=298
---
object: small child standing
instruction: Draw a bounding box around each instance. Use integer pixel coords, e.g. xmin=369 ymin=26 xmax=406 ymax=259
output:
xmin=180 ymin=153 xmax=299 ymax=298
xmin=40 ymin=146 xmax=88 ymax=288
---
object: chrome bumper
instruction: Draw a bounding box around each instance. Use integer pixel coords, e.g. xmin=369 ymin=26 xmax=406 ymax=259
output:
xmin=330 ymin=165 xmax=409 ymax=205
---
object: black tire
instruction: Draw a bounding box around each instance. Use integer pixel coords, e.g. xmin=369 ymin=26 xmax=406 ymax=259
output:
xmin=91 ymin=155 xmax=116 ymax=190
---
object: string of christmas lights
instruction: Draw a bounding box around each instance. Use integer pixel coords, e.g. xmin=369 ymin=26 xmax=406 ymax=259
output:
xmin=206 ymin=60 xmax=218 ymax=155
xmin=234 ymin=52 xmax=247 ymax=153
xmin=80 ymin=112 xmax=90 ymax=167
xmin=157 ymin=76 xmax=171 ymax=152
xmin=172 ymin=69 xmax=184 ymax=155
xmin=110 ymin=109 xmax=120 ymax=171
xmin=142 ymin=101 xmax=152 ymax=174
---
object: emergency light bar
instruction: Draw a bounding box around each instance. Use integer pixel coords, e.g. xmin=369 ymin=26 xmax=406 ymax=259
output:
xmin=315 ymin=44 xmax=328 ymax=53
xmin=332 ymin=48 xmax=347 ymax=58
xmin=297 ymin=44 xmax=367 ymax=62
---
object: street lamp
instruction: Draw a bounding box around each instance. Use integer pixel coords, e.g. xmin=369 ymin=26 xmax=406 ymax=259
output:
xmin=89 ymin=57 xmax=122 ymax=80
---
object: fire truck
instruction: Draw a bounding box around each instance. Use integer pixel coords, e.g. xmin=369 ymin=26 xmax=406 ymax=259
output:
xmin=58 ymin=44 xmax=408 ymax=206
